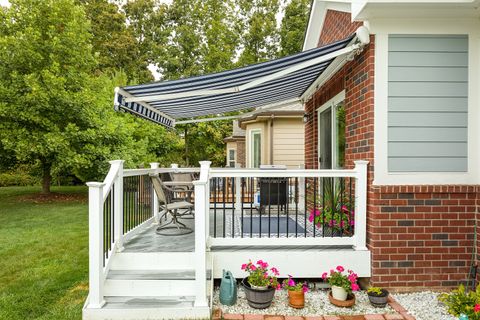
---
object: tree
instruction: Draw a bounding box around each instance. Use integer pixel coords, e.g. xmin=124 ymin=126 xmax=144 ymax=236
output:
xmin=81 ymin=0 xmax=153 ymax=82
xmin=278 ymin=0 xmax=310 ymax=57
xmin=0 ymin=0 xmax=103 ymax=193
xmin=236 ymin=0 xmax=280 ymax=66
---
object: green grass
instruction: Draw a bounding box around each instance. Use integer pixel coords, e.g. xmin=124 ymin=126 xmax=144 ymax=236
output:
xmin=0 ymin=186 xmax=89 ymax=320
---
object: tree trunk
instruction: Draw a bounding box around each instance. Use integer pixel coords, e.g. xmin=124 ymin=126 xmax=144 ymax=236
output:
xmin=41 ymin=161 xmax=52 ymax=194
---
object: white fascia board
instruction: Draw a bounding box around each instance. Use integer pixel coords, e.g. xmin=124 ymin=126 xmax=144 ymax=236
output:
xmin=303 ymin=1 xmax=354 ymax=51
xmin=115 ymin=87 xmax=176 ymax=125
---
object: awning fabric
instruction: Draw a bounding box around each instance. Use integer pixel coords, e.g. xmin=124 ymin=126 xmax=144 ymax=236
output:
xmin=114 ymin=35 xmax=354 ymax=128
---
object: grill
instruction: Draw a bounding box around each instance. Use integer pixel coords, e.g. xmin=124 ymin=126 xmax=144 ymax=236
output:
xmin=258 ymin=165 xmax=288 ymax=213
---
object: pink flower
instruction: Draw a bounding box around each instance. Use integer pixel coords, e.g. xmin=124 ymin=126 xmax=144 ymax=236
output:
xmin=302 ymin=284 xmax=309 ymax=293
xmin=288 ymin=278 xmax=296 ymax=287
xmin=336 ymin=265 xmax=345 ymax=272
xmin=241 ymin=263 xmax=247 ymax=270
xmin=308 ymin=213 xmax=314 ymax=222
xmin=351 ymin=283 xmax=360 ymax=291
xmin=341 ymin=205 xmax=348 ymax=212
xmin=276 ymin=283 xmax=282 ymax=290
xmin=475 ymin=304 xmax=480 ymax=313
xmin=250 ymin=265 xmax=256 ymax=271
xmin=330 ymin=269 xmax=335 ymax=275
xmin=271 ymin=267 xmax=279 ymax=276
xmin=315 ymin=209 xmax=321 ymax=216
xmin=322 ymin=272 xmax=328 ymax=279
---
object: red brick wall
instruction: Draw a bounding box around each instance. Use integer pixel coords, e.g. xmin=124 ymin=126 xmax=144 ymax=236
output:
xmin=305 ymin=9 xmax=480 ymax=290
xmin=318 ymin=10 xmax=362 ymax=46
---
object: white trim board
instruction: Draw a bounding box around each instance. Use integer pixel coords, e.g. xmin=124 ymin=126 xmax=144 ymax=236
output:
xmin=371 ymin=18 xmax=480 ymax=185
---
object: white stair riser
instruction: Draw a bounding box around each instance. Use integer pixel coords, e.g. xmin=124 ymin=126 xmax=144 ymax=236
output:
xmin=83 ymin=306 xmax=211 ymax=320
xmin=110 ymin=252 xmax=195 ymax=270
xmin=104 ymin=280 xmax=196 ymax=297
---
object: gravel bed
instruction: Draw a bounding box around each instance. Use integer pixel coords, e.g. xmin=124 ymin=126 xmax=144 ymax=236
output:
xmin=213 ymin=287 xmax=395 ymax=316
xmin=393 ymin=291 xmax=456 ymax=320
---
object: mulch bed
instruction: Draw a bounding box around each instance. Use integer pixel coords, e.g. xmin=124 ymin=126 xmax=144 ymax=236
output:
xmin=17 ymin=192 xmax=87 ymax=203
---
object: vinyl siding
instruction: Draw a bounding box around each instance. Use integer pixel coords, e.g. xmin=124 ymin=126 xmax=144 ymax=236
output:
xmin=272 ymin=118 xmax=305 ymax=168
xmin=388 ymin=35 xmax=468 ymax=172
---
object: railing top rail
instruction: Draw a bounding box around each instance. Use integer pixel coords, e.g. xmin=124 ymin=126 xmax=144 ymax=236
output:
xmin=101 ymin=160 xmax=124 ymax=201
xmin=209 ymin=168 xmax=358 ymax=178
xmin=123 ymin=167 xmax=200 ymax=177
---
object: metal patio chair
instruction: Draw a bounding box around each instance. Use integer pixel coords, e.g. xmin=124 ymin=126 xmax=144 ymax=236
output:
xmin=149 ymin=173 xmax=193 ymax=236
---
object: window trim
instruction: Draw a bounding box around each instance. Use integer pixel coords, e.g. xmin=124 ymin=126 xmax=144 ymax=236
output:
xmin=227 ymin=148 xmax=236 ymax=168
xmin=249 ymin=129 xmax=262 ymax=168
xmin=316 ymin=91 xmax=345 ymax=169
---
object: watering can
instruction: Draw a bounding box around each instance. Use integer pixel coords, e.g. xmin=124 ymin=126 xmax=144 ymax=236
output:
xmin=219 ymin=270 xmax=237 ymax=306
xmin=459 ymin=314 xmax=468 ymax=320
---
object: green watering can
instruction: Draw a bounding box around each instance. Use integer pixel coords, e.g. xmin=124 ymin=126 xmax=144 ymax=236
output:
xmin=219 ymin=270 xmax=237 ymax=306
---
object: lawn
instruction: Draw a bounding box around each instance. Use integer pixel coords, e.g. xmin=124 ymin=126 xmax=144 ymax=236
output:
xmin=0 ymin=186 xmax=89 ymax=320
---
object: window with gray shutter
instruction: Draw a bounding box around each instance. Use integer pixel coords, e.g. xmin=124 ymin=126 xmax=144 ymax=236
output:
xmin=388 ymin=35 xmax=468 ymax=172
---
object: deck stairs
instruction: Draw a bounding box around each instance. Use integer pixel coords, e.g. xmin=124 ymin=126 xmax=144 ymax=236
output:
xmin=83 ymin=252 xmax=213 ymax=320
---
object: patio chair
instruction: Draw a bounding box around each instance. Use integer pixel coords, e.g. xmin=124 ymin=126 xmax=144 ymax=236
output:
xmin=149 ymin=173 xmax=193 ymax=236
xmin=169 ymin=172 xmax=195 ymax=217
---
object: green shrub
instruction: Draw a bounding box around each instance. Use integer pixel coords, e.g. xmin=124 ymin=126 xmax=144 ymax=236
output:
xmin=439 ymin=284 xmax=480 ymax=319
xmin=0 ymin=170 xmax=38 ymax=187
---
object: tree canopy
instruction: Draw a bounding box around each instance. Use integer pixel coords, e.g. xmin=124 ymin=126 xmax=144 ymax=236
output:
xmin=0 ymin=0 xmax=311 ymax=192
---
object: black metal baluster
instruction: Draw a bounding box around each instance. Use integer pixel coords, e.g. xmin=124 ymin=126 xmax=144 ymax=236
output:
xmin=111 ymin=185 xmax=115 ymax=249
xmin=250 ymin=177 xmax=253 ymax=238
xmin=349 ymin=177 xmax=353 ymax=234
xmin=322 ymin=177 xmax=325 ymax=237
xmin=295 ymin=177 xmax=298 ymax=238
xmin=231 ymin=177 xmax=235 ymax=238
xmin=313 ymin=177 xmax=317 ymax=238
xmin=241 ymin=177 xmax=244 ymax=238
xmin=277 ymin=179 xmax=280 ymax=238
xmin=286 ymin=178 xmax=289 ymax=238
xmin=213 ymin=178 xmax=217 ymax=238
xmin=304 ymin=178 xmax=307 ymax=237
xmin=223 ymin=177 xmax=226 ymax=238
xmin=267 ymin=179 xmax=271 ymax=238
xmin=340 ymin=177 xmax=344 ymax=237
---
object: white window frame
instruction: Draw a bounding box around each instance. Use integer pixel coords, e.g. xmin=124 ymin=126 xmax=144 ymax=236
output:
xmin=249 ymin=129 xmax=262 ymax=168
xmin=227 ymin=148 xmax=236 ymax=168
xmin=370 ymin=19 xmax=479 ymax=185
xmin=317 ymin=91 xmax=346 ymax=169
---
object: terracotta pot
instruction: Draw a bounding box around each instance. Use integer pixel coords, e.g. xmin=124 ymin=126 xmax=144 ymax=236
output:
xmin=288 ymin=290 xmax=305 ymax=309
xmin=242 ymin=278 xmax=275 ymax=309
xmin=331 ymin=285 xmax=348 ymax=301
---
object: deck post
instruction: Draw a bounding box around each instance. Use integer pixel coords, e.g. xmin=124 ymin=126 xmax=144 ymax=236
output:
xmin=353 ymin=160 xmax=369 ymax=251
xmin=235 ymin=163 xmax=242 ymax=214
xmin=111 ymin=160 xmax=125 ymax=251
xmin=193 ymin=161 xmax=211 ymax=308
xmin=298 ymin=163 xmax=305 ymax=213
xmin=86 ymin=181 xmax=106 ymax=308
xmin=150 ymin=163 xmax=160 ymax=223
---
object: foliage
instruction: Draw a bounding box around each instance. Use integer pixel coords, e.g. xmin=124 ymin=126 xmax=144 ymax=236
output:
xmin=322 ymin=266 xmax=359 ymax=294
xmin=367 ymin=287 xmax=388 ymax=297
xmin=0 ymin=167 xmax=39 ymax=187
xmin=241 ymin=259 xmax=280 ymax=289
xmin=0 ymin=186 xmax=88 ymax=320
xmin=278 ymin=0 xmax=310 ymax=57
xmin=282 ymin=275 xmax=308 ymax=292
xmin=308 ymin=178 xmax=355 ymax=233
xmin=439 ymin=284 xmax=480 ymax=319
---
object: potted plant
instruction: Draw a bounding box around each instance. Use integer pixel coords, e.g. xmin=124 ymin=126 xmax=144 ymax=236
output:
xmin=322 ymin=266 xmax=359 ymax=307
xmin=367 ymin=287 xmax=389 ymax=307
xmin=282 ymin=275 xmax=308 ymax=309
xmin=241 ymin=259 xmax=280 ymax=309
xmin=308 ymin=178 xmax=354 ymax=236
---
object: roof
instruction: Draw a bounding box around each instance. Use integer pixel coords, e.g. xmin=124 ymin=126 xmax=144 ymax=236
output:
xmin=114 ymin=35 xmax=358 ymax=128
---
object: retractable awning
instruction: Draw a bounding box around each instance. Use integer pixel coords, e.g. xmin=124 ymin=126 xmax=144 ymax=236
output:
xmin=114 ymin=28 xmax=369 ymax=128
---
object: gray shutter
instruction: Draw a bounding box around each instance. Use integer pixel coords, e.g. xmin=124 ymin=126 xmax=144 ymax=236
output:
xmin=388 ymin=35 xmax=468 ymax=172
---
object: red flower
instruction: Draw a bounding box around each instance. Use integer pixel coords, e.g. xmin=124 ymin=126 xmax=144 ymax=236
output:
xmin=336 ymin=265 xmax=345 ymax=272
xmin=475 ymin=304 xmax=480 ymax=313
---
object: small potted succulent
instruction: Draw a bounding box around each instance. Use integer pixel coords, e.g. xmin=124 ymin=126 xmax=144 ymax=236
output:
xmin=241 ymin=259 xmax=280 ymax=309
xmin=282 ymin=275 xmax=308 ymax=309
xmin=367 ymin=287 xmax=389 ymax=308
xmin=322 ymin=266 xmax=359 ymax=307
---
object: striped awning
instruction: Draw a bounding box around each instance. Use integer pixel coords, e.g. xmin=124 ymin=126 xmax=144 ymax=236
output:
xmin=114 ymin=35 xmax=356 ymax=128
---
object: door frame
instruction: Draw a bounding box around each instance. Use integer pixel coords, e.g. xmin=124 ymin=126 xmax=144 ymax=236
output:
xmin=316 ymin=90 xmax=345 ymax=169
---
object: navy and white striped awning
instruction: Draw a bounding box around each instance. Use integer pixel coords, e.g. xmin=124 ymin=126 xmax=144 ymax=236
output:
xmin=114 ymin=35 xmax=355 ymax=128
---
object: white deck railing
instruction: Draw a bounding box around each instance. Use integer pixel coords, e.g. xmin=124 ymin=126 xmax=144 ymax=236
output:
xmin=86 ymin=160 xmax=368 ymax=309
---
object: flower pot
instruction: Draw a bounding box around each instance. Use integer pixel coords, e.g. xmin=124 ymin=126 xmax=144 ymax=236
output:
xmin=367 ymin=289 xmax=389 ymax=308
xmin=287 ymin=290 xmax=305 ymax=309
xmin=331 ymin=285 xmax=348 ymax=301
xmin=242 ymin=278 xmax=275 ymax=309
xmin=328 ymin=290 xmax=356 ymax=308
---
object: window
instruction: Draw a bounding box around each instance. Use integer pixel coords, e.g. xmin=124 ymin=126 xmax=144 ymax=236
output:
xmin=250 ymin=130 xmax=261 ymax=168
xmin=317 ymin=92 xmax=346 ymax=169
xmin=228 ymin=149 xmax=236 ymax=168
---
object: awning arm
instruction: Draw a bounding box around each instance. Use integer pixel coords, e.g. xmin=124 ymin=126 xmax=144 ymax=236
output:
xmin=124 ymin=40 xmax=366 ymax=104
xmin=114 ymin=87 xmax=176 ymax=125
xmin=174 ymin=98 xmax=301 ymax=125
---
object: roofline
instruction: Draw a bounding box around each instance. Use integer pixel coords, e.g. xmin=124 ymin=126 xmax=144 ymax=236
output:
xmin=238 ymin=110 xmax=304 ymax=127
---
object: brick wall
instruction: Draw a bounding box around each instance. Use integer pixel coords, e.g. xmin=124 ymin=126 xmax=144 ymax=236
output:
xmin=237 ymin=140 xmax=246 ymax=168
xmin=305 ymin=9 xmax=480 ymax=289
